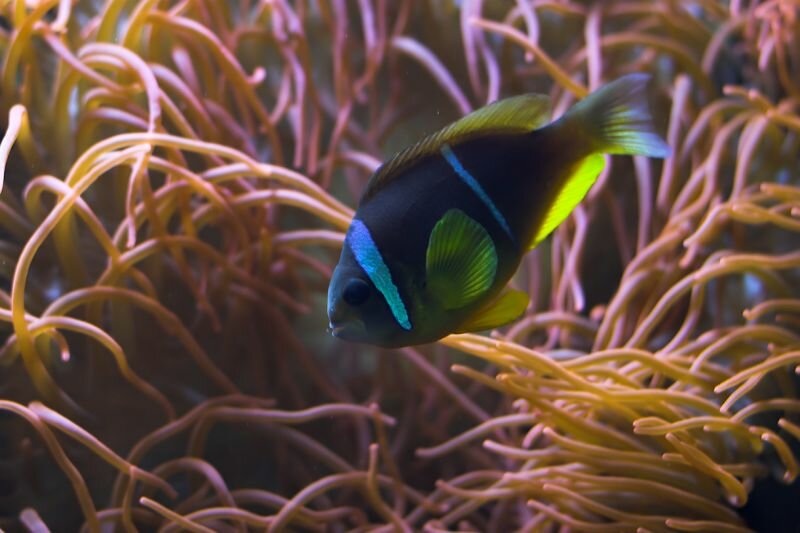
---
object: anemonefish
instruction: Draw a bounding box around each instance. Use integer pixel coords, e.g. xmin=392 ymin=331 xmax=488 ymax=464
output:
xmin=327 ymin=74 xmax=670 ymax=347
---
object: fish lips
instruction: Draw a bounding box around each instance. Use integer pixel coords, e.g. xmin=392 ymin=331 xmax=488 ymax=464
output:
xmin=328 ymin=319 xmax=366 ymax=341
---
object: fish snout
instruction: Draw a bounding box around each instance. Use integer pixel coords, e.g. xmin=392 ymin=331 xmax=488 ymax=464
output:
xmin=327 ymin=304 xmax=365 ymax=340
xmin=328 ymin=322 xmax=345 ymax=338
xmin=327 ymin=300 xmax=348 ymax=338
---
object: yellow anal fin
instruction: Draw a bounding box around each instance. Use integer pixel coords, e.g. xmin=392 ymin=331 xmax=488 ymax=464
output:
xmin=529 ymin=154 xmax=606 ymax=249
xmin=456 ymin=288 xmax=529 ymax=333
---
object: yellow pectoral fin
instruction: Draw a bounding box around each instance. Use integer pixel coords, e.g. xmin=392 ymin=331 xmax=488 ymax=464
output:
xmin=530 ymin=153 xmax=606 ymax=249
xmin=456 ymin=288 xmax=529 ymax=333
xmin=427 ymin=209 xmax=497 ymax=310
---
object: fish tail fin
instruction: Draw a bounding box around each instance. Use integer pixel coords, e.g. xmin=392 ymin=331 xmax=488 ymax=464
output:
xmin=565 ymin=73 xmax=671 ymax=158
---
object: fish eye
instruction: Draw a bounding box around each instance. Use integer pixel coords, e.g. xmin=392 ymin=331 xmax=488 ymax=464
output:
xmin=343 ymin=279 xmax=370 ymax=306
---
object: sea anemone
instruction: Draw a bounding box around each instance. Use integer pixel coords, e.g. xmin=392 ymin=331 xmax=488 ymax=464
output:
xmin=0 ymin=1 xmax=798 ymax=531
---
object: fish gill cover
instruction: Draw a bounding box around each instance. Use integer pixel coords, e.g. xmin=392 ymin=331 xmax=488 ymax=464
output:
xmin=0 ymin=1 xmax=798 ymax=531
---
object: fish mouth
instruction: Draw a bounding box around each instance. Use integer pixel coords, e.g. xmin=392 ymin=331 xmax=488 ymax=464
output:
xmin=328 ymin=323 xmax=346 ymax=337
xmin=328 ymin=320 xmax=364 ymax=339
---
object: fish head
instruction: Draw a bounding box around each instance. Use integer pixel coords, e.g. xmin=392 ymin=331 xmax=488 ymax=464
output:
xmin=327 ymin=247 xmax=410 ymax=346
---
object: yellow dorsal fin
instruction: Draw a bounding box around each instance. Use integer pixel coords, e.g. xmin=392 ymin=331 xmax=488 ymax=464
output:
xmin=456 ymin=288 xmax=529 ymax=333
xmin=530 ymin=154 xmax=606 ymax=249
xmin=363 ymin=94 xmax=551 ymax=201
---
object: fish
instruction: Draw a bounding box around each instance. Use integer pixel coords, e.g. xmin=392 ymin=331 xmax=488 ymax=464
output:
xmin=327 ymin=74 xmax=670 ymax=348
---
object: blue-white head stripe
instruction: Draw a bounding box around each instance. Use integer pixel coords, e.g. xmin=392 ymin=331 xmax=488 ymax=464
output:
xmin=441 ymin=144 xmax=514 ymax=242
xmin=346 ymin=219 xmax=412 ymax=330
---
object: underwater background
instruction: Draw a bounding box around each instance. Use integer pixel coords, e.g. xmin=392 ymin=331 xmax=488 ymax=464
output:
xmin=0 ymin=0 xmax=799 ymax=531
